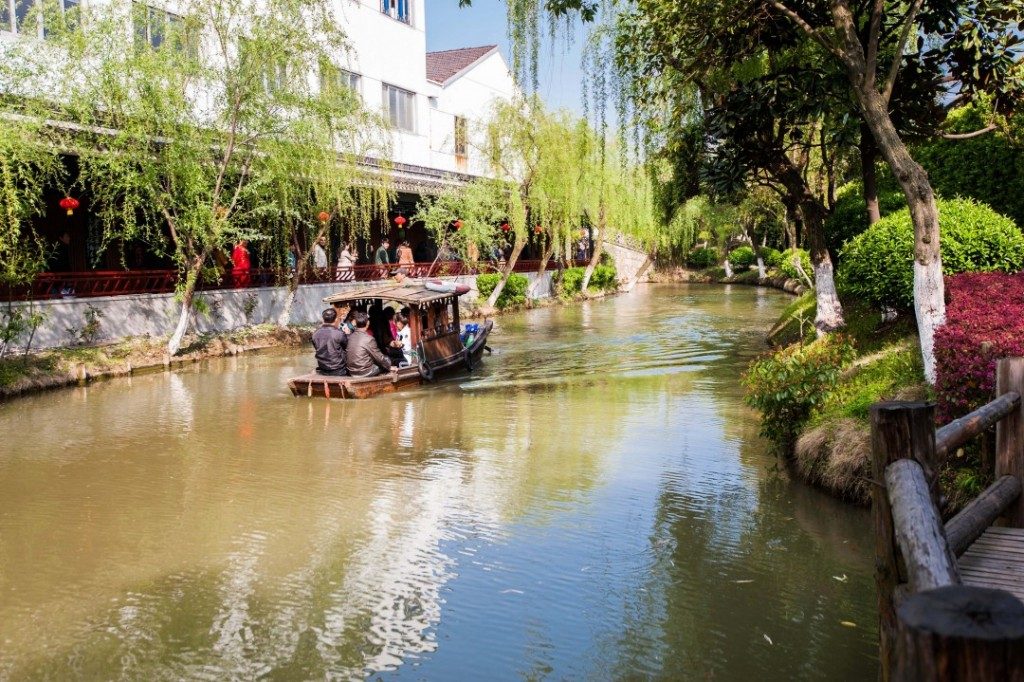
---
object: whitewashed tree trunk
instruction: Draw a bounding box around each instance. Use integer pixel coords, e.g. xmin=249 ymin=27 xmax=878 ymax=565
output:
xmin=528 ymin=240 xmax=554 ymax=298
xmin=277 ymin=282 xmax=298 ymax=327
xmin=757 ymin=256 xmax=766 ymax=281
xmin=812 ymin=258 xmax=844 ymax=336
xmin=856 ymin=86 xmax=945 ymax=383
xmin=486 ymin=235 xmax=526 ymax=309
xmin=167 ymin=263 xmax=201 ymax=356
xmin=167 ymin=295 xmax=192 ymax=356
xmin=723 ymin=259 xmax=733 ymax=278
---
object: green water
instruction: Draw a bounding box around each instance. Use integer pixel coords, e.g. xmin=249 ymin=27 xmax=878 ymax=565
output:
xmin=0 ymin=284 xmax=876 ymax=679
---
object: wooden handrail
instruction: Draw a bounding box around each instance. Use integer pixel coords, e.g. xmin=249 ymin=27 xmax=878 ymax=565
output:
xmin=885 ymin=459 xmax=961 ymax=593
xmin=935 ymin=391 xmax=1021 ymax=459
xmin=945 ymin=475 xmax=1023 ymax=557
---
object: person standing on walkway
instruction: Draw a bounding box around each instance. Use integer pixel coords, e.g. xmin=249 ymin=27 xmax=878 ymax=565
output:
xmin=231 ymin=240 xmax=251 ymax=288
xmin=313 ymin=236 xmax=329 ymax=271
xmin=375 ymin=238 xmax=391 ymax=266
xmin=337 ymin=243 xmax=356 ymax=281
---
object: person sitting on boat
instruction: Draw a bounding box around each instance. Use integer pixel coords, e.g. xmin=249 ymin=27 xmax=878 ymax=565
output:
xmin=312 ymin=308 xmax=349 ymax=377
xmin=347 ymin=311 xmax=393 ymax=377
xmin=392 ymin=313 xmax=414 ymax=366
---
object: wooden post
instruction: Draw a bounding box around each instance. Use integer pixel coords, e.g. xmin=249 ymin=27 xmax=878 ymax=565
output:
xmin=996 ymin=358 xmax=1024 ymax=527
xmin=451 ymin=295 xmax=460 ymax=331
xmin=895 ymin=585 xmax=1024 ymax=681
xmin=871 ymin=401 xmax=939 ymax=681
xmin=886 ymin=459 xmax=960 ymax=592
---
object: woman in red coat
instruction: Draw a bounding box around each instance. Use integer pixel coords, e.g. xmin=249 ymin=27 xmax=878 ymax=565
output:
xmin=231 ymin=240 xmax=251 ymax=288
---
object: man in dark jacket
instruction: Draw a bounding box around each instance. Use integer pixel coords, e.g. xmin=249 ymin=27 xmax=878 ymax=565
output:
xmin=346 ymin=311 xmax=392 ymax=377
xmin=312 ymin=308 xmax=349 ymax=376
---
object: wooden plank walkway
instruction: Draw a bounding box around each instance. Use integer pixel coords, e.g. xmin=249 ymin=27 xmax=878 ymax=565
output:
xmin=959 ymin=526 xmax=1024 ymax=603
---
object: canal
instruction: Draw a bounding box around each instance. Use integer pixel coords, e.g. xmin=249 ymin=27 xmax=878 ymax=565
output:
xmin=0 ymin=284 xmax=877 ymax=679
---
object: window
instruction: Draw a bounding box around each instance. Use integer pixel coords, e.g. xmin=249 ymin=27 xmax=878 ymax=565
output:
xmin=454 ymin=116 xmax=468 ymax=157
xmin=133 ymin=2 xmax=187 ymax=52
xmin=383 ymin=83 xmax=415 ymax=133
xmin=1 ymin=0 xmax=79 ymax=37
xmin=381 ymin=0 xmax=410 ymax=24
xmin=320 ymin=61 xmax=361 ymax=98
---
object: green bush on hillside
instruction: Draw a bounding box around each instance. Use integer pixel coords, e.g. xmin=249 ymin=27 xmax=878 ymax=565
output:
xmin=779 ymin=248 xmax=813 ymax=282
xmin=476 ymin=272 xmax=529 ymax=309
xmin=838 ymin=198 xmax=1024 ymax=310
xmin=759 ymin=246 xmax=783 ymax=268
xmin=825 ymin=180 xmax=906 ymax=253
xmin=744 ymin=335 xmax=856 ymax=446
xmin=686 ymin=246 xmax=720 ymax=269
xmin=727 ymin=245 xmax=757 ymax=269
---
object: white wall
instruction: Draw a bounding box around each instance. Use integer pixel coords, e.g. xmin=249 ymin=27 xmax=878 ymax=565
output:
xmin=7 ymin=272 xmax=555 ymax=351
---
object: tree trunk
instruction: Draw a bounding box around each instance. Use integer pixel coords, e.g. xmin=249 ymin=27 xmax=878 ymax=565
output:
xmin=580 ymin=207 xmax=606 ymax=292
xmin=772 ymin=155 xmax=845 ymax=333
xmin=861 ymin=123 xmax=882 ymax=225
xmin=857 ymin=88 xmax=944 ymax=383
xmin=278 ymin=279 xmax=298 ymax=327
xmin=167 ymin=261 xmax=202 ymax=356
xmin=723 ymin=258 xmax=733 ymax=278
xmin=529 ymin=238 xmax=555 ymax=298
xmin=486 ymin=233 xmax=526 ymax=309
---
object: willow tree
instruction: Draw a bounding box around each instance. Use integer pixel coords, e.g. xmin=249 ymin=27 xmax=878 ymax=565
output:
xmin=11 ymin=0 xmax=388 ymax=354
xmin=472 ymin=98 xmax=593 ymax=309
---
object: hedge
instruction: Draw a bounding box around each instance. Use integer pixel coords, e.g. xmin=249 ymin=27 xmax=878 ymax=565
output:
xmin=934 ymin=272 xmax=1024 ymax=423
xmin=825 ymin=180 xmax=906 ymax=253
xmin=558 ymin=264 xmax=618 ymax=296
xmin=476 ymin=272 xmax=529 ymax=309
xmin=838 ymin=198 xmax=1024 ymax=310
xmin=686 ymin=246 xmax=719 ymax=269
xmin=779 ymin=248 xmax=813 ymax=282
xmin=727 ymin=245 xmax=757 ymax=269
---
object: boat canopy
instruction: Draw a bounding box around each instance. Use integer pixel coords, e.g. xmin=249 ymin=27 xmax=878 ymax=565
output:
xmin=322 ymin=283 xmax=468 ymax=306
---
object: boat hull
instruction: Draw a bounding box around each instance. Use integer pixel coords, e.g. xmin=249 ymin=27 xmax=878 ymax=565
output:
xmin=288 ymin=321 xmax=492 ymax=399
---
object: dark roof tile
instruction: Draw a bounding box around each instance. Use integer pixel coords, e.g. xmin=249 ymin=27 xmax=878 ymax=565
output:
xmin=426 ymin=45 xmax=498 ymax=85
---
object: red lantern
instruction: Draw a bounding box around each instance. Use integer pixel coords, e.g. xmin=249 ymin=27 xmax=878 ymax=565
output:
xmin=317 ymin=211 xmax=331 ymax=223
xmin=394 ymin=215 xmax=407 ymax=227
xmin=534 ymin=224 xmax=543 ymax=234
xmin=500 ymin=222 xmax=510 ymax=232
xmin=454 ymin=219 xmax=463 ymax=230
xmin=59 ymin=197 xmax=80 ymax=216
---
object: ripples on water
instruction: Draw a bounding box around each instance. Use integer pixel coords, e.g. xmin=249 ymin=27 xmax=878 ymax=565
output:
xmin=0 ymin=284 xmax=877 ymax=680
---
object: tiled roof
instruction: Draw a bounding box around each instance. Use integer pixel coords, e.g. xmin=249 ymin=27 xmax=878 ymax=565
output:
xmin=426 ymin=45 xmax=498 ymax=85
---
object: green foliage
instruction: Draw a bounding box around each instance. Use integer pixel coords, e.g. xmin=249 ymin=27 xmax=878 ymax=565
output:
xmin=727 ymin=245 xmax=757 ymax=269
xmin=556 ymin=264 xmax=616 ymax=296
xmin=839 ymin=198 xmax=1024 ymax=310
xmin=825 ymin=180 xmax=906 ymax=252
xmin=686 ymin=246 xmax=720 ymax=269
xmin=808 ymin=345 xmax=925 ymax=427
xmin=915 ymin=104 xmax=1024 ymax=228
xmin=759 ymin=246 xmax=783 ymax=268
xmin=0 ymin=117 xmax=64 ymax=287
xmin=779 ymin=248 xmax=813 ymax=282
xmin=744 ymin=335 xmax=857 ymax=445
xmin=589 ymin=264 xmax=618 ymax=290
xmin=476 ymin=273 xmax=528 ymax=309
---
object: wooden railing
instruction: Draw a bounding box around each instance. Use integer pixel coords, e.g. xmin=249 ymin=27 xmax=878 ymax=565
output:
xmin=871 ymin=358 xmax=1024 ymax=680
xmin=7 ymin=259 xmax=591 ymax=301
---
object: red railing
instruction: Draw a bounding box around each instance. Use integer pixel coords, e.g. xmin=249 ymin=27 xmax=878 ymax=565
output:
xmin=8 ymin=259 xmax=592 ymax=301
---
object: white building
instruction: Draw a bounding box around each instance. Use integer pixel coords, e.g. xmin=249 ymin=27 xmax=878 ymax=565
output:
xmin=333 ymin=0 xmax=518 ymax=183
xmin=0 ymin=0 xmax=521 ymax=269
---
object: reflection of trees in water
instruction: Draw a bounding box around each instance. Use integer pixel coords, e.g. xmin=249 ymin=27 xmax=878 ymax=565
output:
xmin=609 ymin=438 xmax=878 ymax=680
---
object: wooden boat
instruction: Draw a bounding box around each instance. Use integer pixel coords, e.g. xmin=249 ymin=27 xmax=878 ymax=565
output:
xmin=288 ymin=281 xmax=492 ymax=399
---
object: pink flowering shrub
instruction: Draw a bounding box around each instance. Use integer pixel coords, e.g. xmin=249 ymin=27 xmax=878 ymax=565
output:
xmin=934 ymin=271 xmax=1024 ymax=423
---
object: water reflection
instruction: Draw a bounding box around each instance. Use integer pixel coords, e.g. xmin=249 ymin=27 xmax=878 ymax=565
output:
xmin=0 ymin=284 xmax=877 ymax=679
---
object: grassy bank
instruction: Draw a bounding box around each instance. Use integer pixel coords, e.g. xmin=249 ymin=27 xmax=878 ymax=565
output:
xmin=650 ymin=264 xmax=808 ymax=296
xmin=0 ymin=325 xmax=311 ymax=402
xmin=746 ymin=294 xmax=929 ymax=506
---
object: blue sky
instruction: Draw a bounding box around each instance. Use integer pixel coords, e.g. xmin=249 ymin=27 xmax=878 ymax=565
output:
xmin=425 ymin=0 xmax=586 ymax=114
